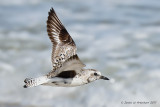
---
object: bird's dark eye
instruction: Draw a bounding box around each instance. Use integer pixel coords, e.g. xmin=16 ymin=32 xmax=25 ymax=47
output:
xmin=94 ymin=73 xmax=98 ymax=76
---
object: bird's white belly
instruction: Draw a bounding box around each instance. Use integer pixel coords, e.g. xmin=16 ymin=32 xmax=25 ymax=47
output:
xmin=42 ymin=77 xmax=86 ymax=87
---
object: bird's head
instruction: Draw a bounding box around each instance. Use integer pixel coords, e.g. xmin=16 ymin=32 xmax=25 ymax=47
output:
xmin=87 ymin=69 xmax=109 ymax=82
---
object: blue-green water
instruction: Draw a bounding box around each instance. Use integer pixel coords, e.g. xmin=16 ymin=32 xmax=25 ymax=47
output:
xmin=0 ymin=0 xmax=160 ymax=107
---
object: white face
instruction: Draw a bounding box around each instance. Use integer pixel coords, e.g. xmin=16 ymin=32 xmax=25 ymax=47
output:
xmin=87 ymin=69 xmax=109 ymax=82
xmin=88 ymin=70 xmax=101 ymax=82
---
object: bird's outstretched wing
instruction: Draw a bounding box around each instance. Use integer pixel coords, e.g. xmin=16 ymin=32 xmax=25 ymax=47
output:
xmin=55 ymin=55 xmax=86 ymax=78
xmin=48 ymin=54 xmax=85 ymax=78
xmin=58 ymin=54 xmax=86 ymax=73
xmin=46 ymin=8 xmax=84 ymax=77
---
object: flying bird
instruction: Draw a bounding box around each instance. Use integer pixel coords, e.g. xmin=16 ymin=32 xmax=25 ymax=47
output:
xmin=24 ymin=8 xmax=109 ymax=88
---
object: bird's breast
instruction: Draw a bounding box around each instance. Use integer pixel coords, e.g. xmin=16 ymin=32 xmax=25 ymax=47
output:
xmin=43 ymin=77 xmax=87 ymax=87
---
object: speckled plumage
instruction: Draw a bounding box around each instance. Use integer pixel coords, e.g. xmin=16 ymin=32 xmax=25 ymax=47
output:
xmin=24 ymin=8 xmax=109 ymax=88
xmin=46 ymin=8 xmax=78 ymax=77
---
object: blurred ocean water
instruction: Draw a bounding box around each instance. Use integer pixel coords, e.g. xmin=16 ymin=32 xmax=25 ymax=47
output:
xmin=0 ymin=0 xmax=160 ymax=107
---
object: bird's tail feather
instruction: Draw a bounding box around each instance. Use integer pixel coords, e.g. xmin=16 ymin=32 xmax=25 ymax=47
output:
xmin=24 ymin=76 xmax=49 ymax=88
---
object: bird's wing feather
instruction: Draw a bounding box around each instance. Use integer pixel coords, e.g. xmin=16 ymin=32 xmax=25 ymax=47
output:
xmin=58 ymin=54 xmax=86 ymax=73
xmin=47 ymin=54 xmax=85 ymax=77
xmin=47 ymin=8 xmax=77 ymax=76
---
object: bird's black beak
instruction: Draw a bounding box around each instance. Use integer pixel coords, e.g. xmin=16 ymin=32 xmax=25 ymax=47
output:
xmin=100 ymin=76 xmax=109 ymax=80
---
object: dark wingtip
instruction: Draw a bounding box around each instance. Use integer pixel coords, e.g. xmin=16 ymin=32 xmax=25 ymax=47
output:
xmin=48 ymin=7 xmax=53 ymax=15
xmin=51 ymin=7 xmax=54 ymax=11
xmin=50 ymin=7 xmax=55 ymax=13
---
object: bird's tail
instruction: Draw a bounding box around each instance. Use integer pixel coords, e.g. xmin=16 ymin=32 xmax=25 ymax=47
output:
xmin=23 ymin=76 xmax=49 ymax=88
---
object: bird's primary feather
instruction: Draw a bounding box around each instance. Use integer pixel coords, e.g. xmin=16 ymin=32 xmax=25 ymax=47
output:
xmin=46 ymin=8 xmax=84 ymax=77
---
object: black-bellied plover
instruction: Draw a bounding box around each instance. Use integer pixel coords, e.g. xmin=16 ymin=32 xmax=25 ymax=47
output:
xmin=24 ymin=8 xmax=109 ymax=88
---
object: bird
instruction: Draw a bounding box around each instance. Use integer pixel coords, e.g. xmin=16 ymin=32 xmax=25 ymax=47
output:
xmin=23 ymin=8 xmax=109 ymax=88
